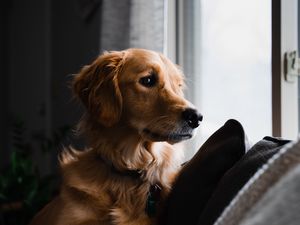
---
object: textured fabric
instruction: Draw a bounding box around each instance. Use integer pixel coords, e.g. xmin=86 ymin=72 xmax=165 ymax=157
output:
xmin=197 ymin=137 xmax=290 ymax=225
xmin=99 ymin=0 xmax=165 ymax=52
xmin=160 ymin=119 xmax=246 ymax=225
xmin=215 ymin=138 xmax=300 ymax=225
xmin=240 ymin=165 xmax=300 ymax=225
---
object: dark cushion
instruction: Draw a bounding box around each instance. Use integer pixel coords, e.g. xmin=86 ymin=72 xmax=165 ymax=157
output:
xmin=159 ymin=119 xmax=246 ymax=225
xmin=197 ymin=136 xmax=291 ymax=225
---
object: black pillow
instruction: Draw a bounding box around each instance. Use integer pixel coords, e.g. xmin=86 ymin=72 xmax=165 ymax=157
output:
xmin=197 ymin=136 xmax=291 ymax=225
xmin=159 ymin=119 xmax=246 ymax=225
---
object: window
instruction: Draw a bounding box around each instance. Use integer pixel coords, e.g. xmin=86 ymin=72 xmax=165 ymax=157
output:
xmin=167 ymin=0 xmax=298 ymax=159
xmin=195 ymin=0 xmax=272 ymax=146
xmin=272 ymin=0 xmax=298 ymax=139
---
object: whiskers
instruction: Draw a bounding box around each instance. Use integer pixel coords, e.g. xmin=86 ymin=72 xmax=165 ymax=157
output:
xmin=145 ymin=115 xmax=176 ymax=133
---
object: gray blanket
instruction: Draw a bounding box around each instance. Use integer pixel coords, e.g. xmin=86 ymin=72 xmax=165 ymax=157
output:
xmin=215 ymin=138 xmax=300 ymax=225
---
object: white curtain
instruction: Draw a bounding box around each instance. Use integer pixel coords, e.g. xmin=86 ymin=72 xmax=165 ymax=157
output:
xmin=99 ymin=0 xmax=165 ymax=52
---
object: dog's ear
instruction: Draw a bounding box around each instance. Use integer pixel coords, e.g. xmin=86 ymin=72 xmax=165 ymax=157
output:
xmin=73 ymin=51 xmax=124 ymax=127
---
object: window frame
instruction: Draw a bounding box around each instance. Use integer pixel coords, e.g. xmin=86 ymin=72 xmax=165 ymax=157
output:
xmin=272 ymin=0 xmax=299 ymax=139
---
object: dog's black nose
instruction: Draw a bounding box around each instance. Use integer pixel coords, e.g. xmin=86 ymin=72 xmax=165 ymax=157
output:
xmin=182 ymin=108 xmax=203 ymax=128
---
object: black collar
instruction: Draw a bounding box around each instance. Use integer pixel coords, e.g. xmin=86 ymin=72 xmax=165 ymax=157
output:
xmin=98 ymin=154 xmax=144 ymax=179
xmin=110 ymin=163 xmax=144 ymax=179
xmin=98 ymin=154 xmax=162 ymax=217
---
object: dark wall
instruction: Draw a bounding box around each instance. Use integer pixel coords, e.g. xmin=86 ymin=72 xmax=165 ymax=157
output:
xmin=1 ymin=0 xmax=100 ymax=171
xmin=0 ymin=1 xmax=11 ymax=166
xmin=7 ymin=0 xmax=50 ymax=172
xmin=51 ymin=0 xmax=100 ymax=132
xmin=9 ymin=0 xmax=47 ymax=127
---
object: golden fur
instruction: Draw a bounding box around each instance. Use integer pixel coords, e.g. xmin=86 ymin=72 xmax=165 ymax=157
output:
xmin=30 ymin=49 xmax=199 ymax=225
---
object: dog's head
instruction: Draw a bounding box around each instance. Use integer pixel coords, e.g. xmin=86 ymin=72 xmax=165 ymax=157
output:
xmin=73 ymin=49 xmax=202 ymax=144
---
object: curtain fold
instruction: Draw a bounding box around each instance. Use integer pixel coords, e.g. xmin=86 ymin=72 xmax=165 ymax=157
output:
xmin=100 ymin=0 xmax=165 ymax=52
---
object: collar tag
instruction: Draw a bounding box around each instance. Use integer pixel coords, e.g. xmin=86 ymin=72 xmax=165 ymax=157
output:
xmin=145 ymin=184 xmax=161 ymax=217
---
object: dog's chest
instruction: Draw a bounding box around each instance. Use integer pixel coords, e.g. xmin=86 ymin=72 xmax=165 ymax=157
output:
xmin=106 ymin=181 xmax=162 ymax=225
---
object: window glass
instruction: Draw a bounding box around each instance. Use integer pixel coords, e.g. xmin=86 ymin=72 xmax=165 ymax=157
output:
xmin=193 ymin=0 xmax=272 ymax=146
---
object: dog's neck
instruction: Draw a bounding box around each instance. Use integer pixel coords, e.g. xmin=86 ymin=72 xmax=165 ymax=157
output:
xmin=78 ymin=116 xmax=157 ymax=173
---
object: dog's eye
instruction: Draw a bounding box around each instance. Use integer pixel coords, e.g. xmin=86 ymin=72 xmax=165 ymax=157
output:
xmin=139 ymin=73 xmax=157 ymax=87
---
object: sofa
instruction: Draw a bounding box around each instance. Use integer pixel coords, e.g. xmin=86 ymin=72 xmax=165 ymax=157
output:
xmin=160 ymin=119 xmax=299 ymax=225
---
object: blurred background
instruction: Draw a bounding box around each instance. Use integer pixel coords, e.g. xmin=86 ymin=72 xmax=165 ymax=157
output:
xmin=0 ymin=0 xmax=299 ymax=224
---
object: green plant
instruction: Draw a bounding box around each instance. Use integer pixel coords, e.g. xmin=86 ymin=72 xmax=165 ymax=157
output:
xmin=0 ymin=119 xmax=70 ymax=225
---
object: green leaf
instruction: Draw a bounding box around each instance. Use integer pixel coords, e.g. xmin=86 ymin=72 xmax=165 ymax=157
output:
xmin=11 ymin=150 xmax=18 ymax=174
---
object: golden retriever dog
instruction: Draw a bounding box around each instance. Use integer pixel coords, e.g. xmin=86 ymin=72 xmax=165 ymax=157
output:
xmin=30 ymin=49 xmax=202 ymax=225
